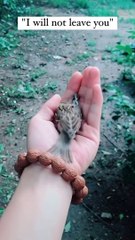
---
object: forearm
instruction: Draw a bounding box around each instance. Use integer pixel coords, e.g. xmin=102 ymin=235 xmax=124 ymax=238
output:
xmin=0 ymin=164 xmax=72 ymax=240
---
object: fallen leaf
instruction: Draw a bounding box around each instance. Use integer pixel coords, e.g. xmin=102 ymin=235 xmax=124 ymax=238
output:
xmin=101 ymin=150 xmax=112 ymax=155
xmin=64 ymin=221 xmax=71 ymax=233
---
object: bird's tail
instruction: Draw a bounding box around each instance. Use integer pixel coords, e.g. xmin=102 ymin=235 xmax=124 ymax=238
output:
xmin=48 ymin=131 xmax=72 ymax=163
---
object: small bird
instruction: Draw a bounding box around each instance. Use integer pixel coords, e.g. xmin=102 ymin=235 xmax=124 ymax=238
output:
xmin=48 ymin=94 xmax=82 ymax=163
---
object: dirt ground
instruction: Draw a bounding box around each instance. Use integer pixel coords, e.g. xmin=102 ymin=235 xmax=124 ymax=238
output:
xmin=0 ymin=7 xmax=135 ymax=240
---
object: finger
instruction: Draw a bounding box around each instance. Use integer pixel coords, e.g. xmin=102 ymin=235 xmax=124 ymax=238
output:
xmin=79 ymin=66 xmax=101 ymax=97
xmin=38 ymin=94 xmax=61 ymax=120
xmin=87 ymin=84 xmax=103 ymax=130
xmin=79 ymin=66 xmax=100 ymax=119
xmin=82 ymin=66 xmax=100 ymax=85
xmin=61 ymin=71 xmax=82 ymax=102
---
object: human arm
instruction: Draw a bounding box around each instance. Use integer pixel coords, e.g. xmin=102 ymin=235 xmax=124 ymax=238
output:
xmin=0 ymin=66 xmax=103 ymax=240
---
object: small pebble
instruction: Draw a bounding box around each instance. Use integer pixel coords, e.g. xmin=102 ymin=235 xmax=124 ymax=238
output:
xmin=101 ymin=212 xmax=112 ymax=219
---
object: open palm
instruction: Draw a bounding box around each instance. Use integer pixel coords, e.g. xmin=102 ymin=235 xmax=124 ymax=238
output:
xmin=27 ymin=67 xmax=103 ymax=174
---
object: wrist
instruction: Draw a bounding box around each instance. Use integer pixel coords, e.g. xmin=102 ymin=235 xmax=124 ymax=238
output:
xmin=15 ymin=151 xmax=88 ymax=204
xmin=20 ymin=163 xmax=73 ymax=200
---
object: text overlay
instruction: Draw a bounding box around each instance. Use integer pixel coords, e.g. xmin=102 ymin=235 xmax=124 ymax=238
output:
xmin=18 ymin=16 xmax=118 ymax=30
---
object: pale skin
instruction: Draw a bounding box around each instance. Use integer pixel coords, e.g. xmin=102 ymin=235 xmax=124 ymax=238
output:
xmin=0 ymin=66 xmax=103 ymax=240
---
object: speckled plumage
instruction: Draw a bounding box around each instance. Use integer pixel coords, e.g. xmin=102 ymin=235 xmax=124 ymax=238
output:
xmin=48 ymin=95 xmax=82 ymax=163
xmin=56 ymin=100 xmax=82 ymax=139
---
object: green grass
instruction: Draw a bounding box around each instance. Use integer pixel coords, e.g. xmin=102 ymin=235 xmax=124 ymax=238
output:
xmin=0 ymin=81 xmax=57 ymax=110
xmin=10 ymin=56 xmax=26 ymax=69
xmin=0 ymin=32 xmax=19 ymax=56
xmin=103 ymin=83 xmax=135 ymax=146
xmin=74 ymin=52 xmax=91 ymax=62
xmin=123 ymin=18 xmax=135 ymax=25
xmin=4 ymin=124 xmax=16 ymax=136
xmin=6 ymin=81 xmax=37 ymax=98
xmin=105 ymin=46 xmax=114 ymax=53
xmin=14 ymin=107 xmax=25 ymax=115
xmin=46 ymin=0 xmax=135 ymax=12
xmin=30 ymin=68 xmax=47 ymax=81
xmin=105 ymin=39 xmax=135 ymax=66
xmin=41 ymin=82 xmax=57 ymax=98
xmin=111 ymin=44 xmax=135 ymax=66
xmin=113 ymin=33 xmax=122 ymax=38
xmin=46 ymin=0 xmax=68 ymax=7
xmin=87 ymin=40 xmax=96 ymax=47
xmin=0 ymin=2 xmax=45 ymax=56
xmin=23 ymin=5 xmax=45 ymax=16
xmin=65 ymin=52 xmax=91 ymax=65
xmin=128 ymin=30 xmax=135 ymax=39
xmin=0 ymin=81 xmax=37 ymax=109
xmin=120 ymin=68 xmax=135 ymax=84
xmin=87 ymin=4 xmax=117 ymax=16
xmin=19 ymin=30 xmax=38 ymax=37
xmin=0 ymin=144 xmax=17 ymax=215
xmin=1 ymin=0 xmax=135 ymax=56
xmin=114 ymin=0 xmax=135 ymax=9
xmin=87 ymin=0 xmax=135 ymax=16
xmin=104 ymin=84 xmax=135 ymax=116
xmin=72 ymin=0 xmax=90 ymax=9
xmin=46 ymin=0 xmax=90 ymax=8
xmin=94 ymin=0 xmax=135 ymax=9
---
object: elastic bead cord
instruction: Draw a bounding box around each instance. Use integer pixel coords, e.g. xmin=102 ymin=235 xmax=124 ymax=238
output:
xmin=14 ymin=150 xmax=88 ymax=204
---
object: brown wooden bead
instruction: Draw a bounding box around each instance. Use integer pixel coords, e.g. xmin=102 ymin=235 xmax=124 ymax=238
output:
xmin=71 ymin=175 xmax=85 ymax=191
xmin=15 ymin=153 xmax=29 ymax=174
xmin=75 ymin=186 xmax=89 ymax=199
xmin=38 ymin=153 xmax=52 ymax=166
xmin=17 ymin=153 xmax=28 ymax=167
xmin=14 ymin=163 xmax=23 ymax=174
xmin=14 ymin=150 xmax=88 ymax=204
xmin=61 ymin=166 xmax=77 ymax=182
xmin=51 ymin=157 xmax=66 ymax=173
xmin=27 ymin=150 xmax=40 ymax=163
xmin=72 ymin=196 xmax=83 ymax=204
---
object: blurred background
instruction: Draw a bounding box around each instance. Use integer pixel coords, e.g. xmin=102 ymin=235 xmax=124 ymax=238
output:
xmin=0 ymin=1 xmax=135 ymax=239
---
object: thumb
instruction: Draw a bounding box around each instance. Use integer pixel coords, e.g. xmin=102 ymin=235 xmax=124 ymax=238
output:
xmin=38 ymin=94 xmax=61 ymax=120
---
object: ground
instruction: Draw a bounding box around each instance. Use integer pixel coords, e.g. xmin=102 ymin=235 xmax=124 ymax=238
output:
xmin=0 ymin=6 xmax=135 ymax=240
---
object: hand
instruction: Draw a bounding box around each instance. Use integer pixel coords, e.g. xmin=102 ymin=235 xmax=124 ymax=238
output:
xmin=27 ymin=66 xmax=103 ymax=174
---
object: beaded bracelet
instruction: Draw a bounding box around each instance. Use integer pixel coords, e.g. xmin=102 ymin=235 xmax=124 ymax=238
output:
xmin=14 ymin=150 xmax=88 ymax=204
